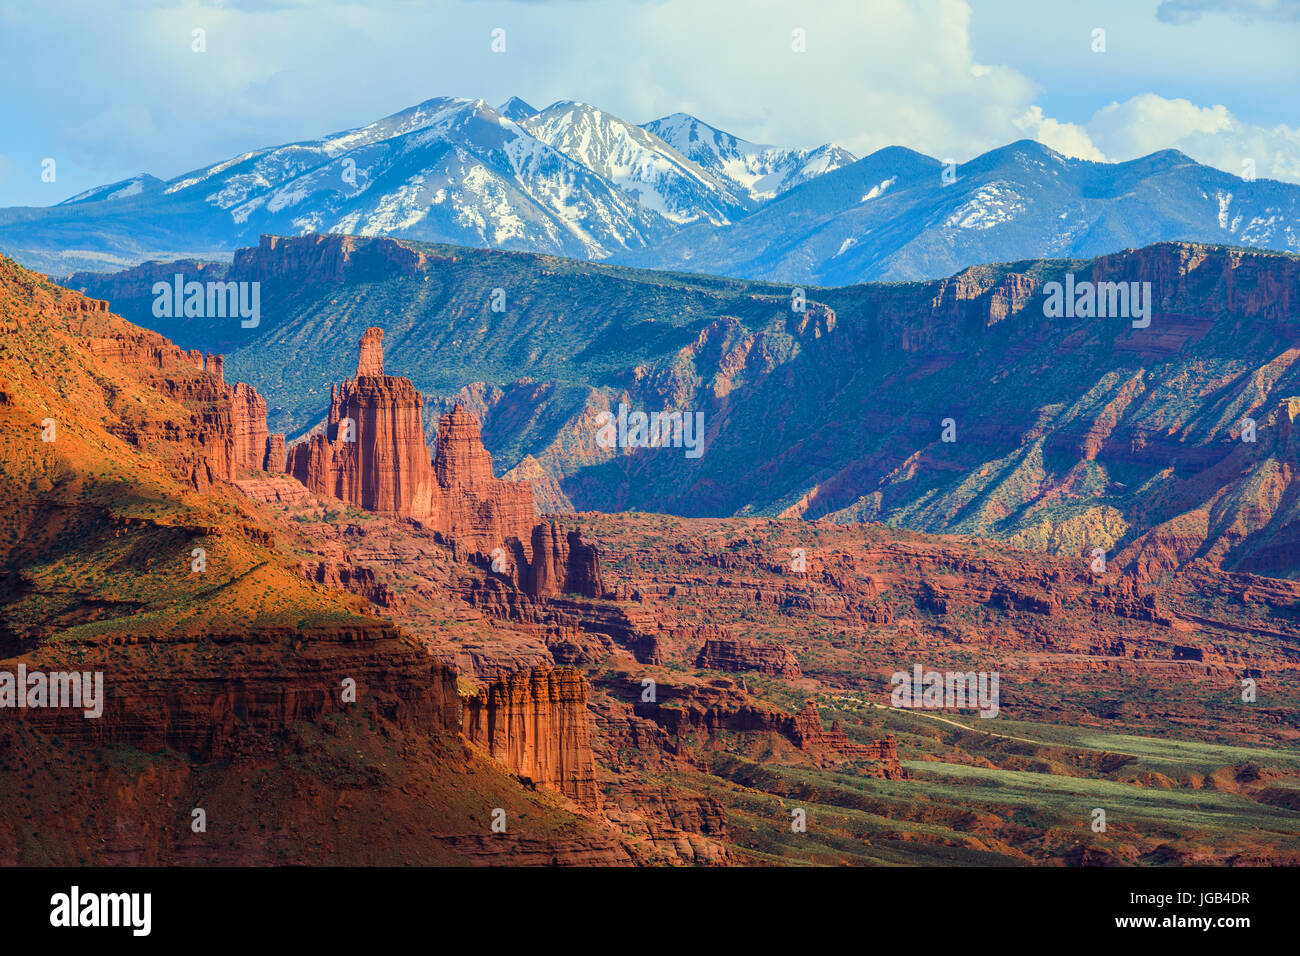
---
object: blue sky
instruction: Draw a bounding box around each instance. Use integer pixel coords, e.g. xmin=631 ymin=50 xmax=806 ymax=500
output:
xmin=0 ymin=0 xmax=1297 ymax=206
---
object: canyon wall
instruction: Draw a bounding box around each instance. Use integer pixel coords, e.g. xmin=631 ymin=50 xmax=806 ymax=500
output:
xmin=696 ymin=638 xmax=801 ymax=678
xmin=79 ymin=313 xmax=281 ymax=489
xmin=15 ymin=624 xmax=461 ymax=759
xmin=461 ymin=666 xmax=602 ymax=809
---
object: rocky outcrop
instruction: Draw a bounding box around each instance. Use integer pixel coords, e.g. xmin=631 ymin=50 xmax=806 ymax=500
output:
xmin=79 ymin=324 xmax=277 ymax=489
xmin=231 ymin=381 xmax=269 ymax=471
xmin=617 ymin=672 xmax=905 ymax=773
xmin=461 ymin=666 xmax=601 ymax=810
xmin=696 ymin=638 xmax=801 ymax=678
xmin=236 ymin=233 xmax=436 ymax=284
xmin=287 ymin=349 xmax=437 ymax=517
xmin=357 ymin=326 xmax=386 ymax=376
xmin=517 ymin=521 xmax=604 ymax=600
xmin=300 ymin=559 xmax=398 ymax=609
xmin=430 ymin=404 xmax=537 ymax=550
xmin=12 ymin=623 xmax=460 ymax=760
xmin=287 ymin=329 xmax=537 ymax=552
xmin=788 ymin=701 xmax=906 ymax=776
xmin=234 ymin=473 xmax=315 ymax=506
xmin=600 ymin=782 xmax=731 ymax=864
xmin=263 ymin=433 xmax=285 ymax=472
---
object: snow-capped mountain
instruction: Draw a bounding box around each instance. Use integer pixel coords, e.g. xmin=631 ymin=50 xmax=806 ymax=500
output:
xmin=60 ymin=174 xmax=166 ymax=206
xmin=2 ymin=97 xmax=678 ymax=273
xmin=2 ymin=95 xmax=1299 ymax=281
xmin=520 ymin=101 xmax=749 ymax=225
xmin=222 ymin=96 xmax=676 ymax=258
xmin=498 ymin=96 xmax=539 ymax=122
xmin=643 ymin=112 xmax=855 ymax=201
xmin=155 ymin=97 xmax=684 ymax=258
xmin=625 ymin=140 xmax=1300 ymax=284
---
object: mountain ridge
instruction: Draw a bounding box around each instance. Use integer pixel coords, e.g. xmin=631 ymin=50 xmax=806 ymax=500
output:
xmin=6 ymin=94 xmax=1297 ymax=281
xmin=65 ymin=232 xmax=1300 ymax=580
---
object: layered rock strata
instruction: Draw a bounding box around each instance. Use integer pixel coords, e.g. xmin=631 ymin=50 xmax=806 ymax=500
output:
xmin=80 ymin=321 xmax=280 ymax=488
xmin=461 ymin=666 xmax=602 ymax=809
xmin=696 ymin=638 xmax=801 ymax=678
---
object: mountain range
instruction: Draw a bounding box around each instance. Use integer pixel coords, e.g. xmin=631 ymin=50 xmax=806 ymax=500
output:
xmin=4 ymin=95 xmax=1298 ymax=281
xmin=69 ymin=232 xmax=1300 ymax=580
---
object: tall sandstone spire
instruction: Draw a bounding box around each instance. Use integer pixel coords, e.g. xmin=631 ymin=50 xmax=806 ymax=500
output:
xmin=287 ymin=328 xmax=436 ymax=518
xmin=356 ymin=327 xmax=385 ymax=377
xmin=287 ymin=328 xmax=540 ymax=555
xmin=430 ymin=404 xmax=536 ymax=549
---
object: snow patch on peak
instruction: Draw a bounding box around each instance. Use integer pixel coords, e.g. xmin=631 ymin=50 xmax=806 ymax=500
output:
xmin=944 ymin=181 xmax=1026 ymax=230
xmin=861 ymin=177 xmax=896 ymax=202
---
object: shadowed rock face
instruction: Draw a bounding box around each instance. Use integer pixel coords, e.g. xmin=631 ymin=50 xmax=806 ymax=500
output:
xmin=73 ymin=309 xmax=280 ymax=489
xmin=696 ymin=638 xmax=801 ymax=678
xmin=518 ymin=521 xmax=604 ymax=600
xmin=263 ymin=432 xmax=286 ymax=472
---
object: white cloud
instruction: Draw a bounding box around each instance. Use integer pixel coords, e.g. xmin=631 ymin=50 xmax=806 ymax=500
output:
xmin=1086 ymin=94 xmax=1300 ymax=182
xmin=2 ymin=0 xmax=1298 ymax=203
xmin=57 ymin=106 xmax=164 ymax=170
xmin=1003 ymin=94 xmax=1300 ymax=184
xmin=1013 ymin=107 xmax=1107 ymax=162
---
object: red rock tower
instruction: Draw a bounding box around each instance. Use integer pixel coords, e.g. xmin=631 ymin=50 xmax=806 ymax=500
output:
xmin=427 ymin=404 xmax=536 ymax=550
xmin=356 ymin=327 xmax=385 ymax=377
xmin=287 ymin=328 xmax=435 ymax=516
xmin=286 ymin=329 xmax=539 ymax=551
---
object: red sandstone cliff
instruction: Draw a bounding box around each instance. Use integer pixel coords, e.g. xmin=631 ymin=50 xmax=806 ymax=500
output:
xmin=696 ymin=637 xmax=801 ymax=677
xmin=462 ymin=666 xmax=602 ymax=809
xmin=286 ymin=328 xmax=567 ymax=562
xmin=287 ymin=328 xmax=438 ymax=515
xmin=431 ymin=404 xmax=537 ymax=550
xmin=516 ymin=520 xmax=605 ymax=600
xmin=75 ymin=313 xmax=279 ymax=489
xmin=237 ymin=233 xmax=435 ymax=283
xmin=231 ymin=381 xmax=270 ymax=471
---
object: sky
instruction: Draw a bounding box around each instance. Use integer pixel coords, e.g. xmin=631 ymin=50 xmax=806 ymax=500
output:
xmin=0 ymin=0 xmax=1297 ymax=207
